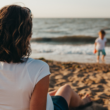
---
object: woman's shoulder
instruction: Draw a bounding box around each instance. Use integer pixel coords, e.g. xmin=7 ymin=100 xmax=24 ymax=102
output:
xmin=27 ymin=58 xmax=50 ymax=86
xmin=26 ymin=58 xmax=50 ymax=74
xmin=27 ymin=58 xmax=48 ymax=67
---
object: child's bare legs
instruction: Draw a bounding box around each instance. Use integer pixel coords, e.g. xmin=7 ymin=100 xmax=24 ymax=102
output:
xmin=101 ymin=55 xmax=105 ymax=63
xmin=54 ymin=84 xmax=91 ymax=108
xmin=97 ymin=56 xmax=100 ymax=63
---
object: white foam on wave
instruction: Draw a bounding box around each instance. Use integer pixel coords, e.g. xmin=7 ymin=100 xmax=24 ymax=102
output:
xmin=31 ymin=42 xmax=110 ymax=55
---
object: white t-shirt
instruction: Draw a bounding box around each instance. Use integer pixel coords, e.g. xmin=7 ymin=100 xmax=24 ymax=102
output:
xmin=0 ymin=58 xmax=54 ymax=110
xmin=95 ymin=37 xmax=107 ymax=50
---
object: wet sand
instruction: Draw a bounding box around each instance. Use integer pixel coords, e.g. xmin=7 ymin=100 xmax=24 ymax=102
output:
xmin=31 ymin=54 xmax=110 ymax=64
xmin=38 ymin=58 xmax=110 ymax=110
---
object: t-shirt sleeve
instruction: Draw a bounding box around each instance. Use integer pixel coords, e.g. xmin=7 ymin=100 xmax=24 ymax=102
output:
xmin=104 ymin=38 xmax=107 ymax=42
xmin=27 ymin=59 xmax=50 ymax=87
xmin=95 ymin=38 xmax=99 ymax=43
xmin=34 ymin=62 xmax=50 ymax=85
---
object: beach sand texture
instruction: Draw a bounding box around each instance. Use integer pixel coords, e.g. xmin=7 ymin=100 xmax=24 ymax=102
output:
xmin=38 ymin=58 xmax=110 ymax=110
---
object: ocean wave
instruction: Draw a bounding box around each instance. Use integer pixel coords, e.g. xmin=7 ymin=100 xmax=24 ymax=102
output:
xmin=31 ymin=36 xmax=110 ymax=45
xmin=32 ymin=18 xmax=110 ymax=39
xmin=31 ymin=43 xmax=110 ymax=55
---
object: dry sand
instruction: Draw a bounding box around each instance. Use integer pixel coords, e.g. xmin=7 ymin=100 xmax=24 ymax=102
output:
xmin=38 ymin=58 xmax=110 ymax=110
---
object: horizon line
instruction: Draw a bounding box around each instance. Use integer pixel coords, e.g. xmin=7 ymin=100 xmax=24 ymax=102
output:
xmin=33 ymin=17 xmax=110 ymax=18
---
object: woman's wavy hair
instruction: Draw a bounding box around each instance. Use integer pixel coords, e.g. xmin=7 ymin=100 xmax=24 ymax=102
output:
xmin=0 ymin=5 xmax=32 ymax=63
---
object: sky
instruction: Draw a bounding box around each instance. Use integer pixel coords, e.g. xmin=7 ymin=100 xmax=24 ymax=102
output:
xmin=0 ymin=0 xmax=110 ymax=18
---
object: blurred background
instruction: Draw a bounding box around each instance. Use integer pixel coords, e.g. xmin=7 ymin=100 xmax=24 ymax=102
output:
xmin=1 ymin=0 xmax=110 ymax=63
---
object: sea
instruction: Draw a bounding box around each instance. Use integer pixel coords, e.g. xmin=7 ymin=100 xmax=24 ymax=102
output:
xmin=30 ymin=18 xmax=110 ymax=63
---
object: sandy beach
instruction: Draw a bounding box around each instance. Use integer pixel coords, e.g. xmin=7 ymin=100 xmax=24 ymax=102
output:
xmin=31 ymin=18 xmax=110 ymax=110
xmin=37 ymin=58 xmax=110 ymax=110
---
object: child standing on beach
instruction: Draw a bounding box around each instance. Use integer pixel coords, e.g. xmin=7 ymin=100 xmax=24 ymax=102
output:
xmin=94 ymin=30 xmax=107 ymax=63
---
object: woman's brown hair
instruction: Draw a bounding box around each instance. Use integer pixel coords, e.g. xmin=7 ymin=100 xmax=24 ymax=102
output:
xmin=0 ymin=5 xmax=32 ymax=63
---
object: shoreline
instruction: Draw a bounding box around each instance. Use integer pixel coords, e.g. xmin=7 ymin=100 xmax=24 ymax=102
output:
xmin=30 ymin=54 xmax=110 ymax=64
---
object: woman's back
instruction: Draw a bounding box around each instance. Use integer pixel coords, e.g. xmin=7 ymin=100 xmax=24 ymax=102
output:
xmin=0 ymin=58 xmax=53 ymax=110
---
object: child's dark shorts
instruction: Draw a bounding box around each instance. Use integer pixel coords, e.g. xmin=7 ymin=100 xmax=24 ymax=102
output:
xmin=97 ymin=49 xmax=106 ymax=56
